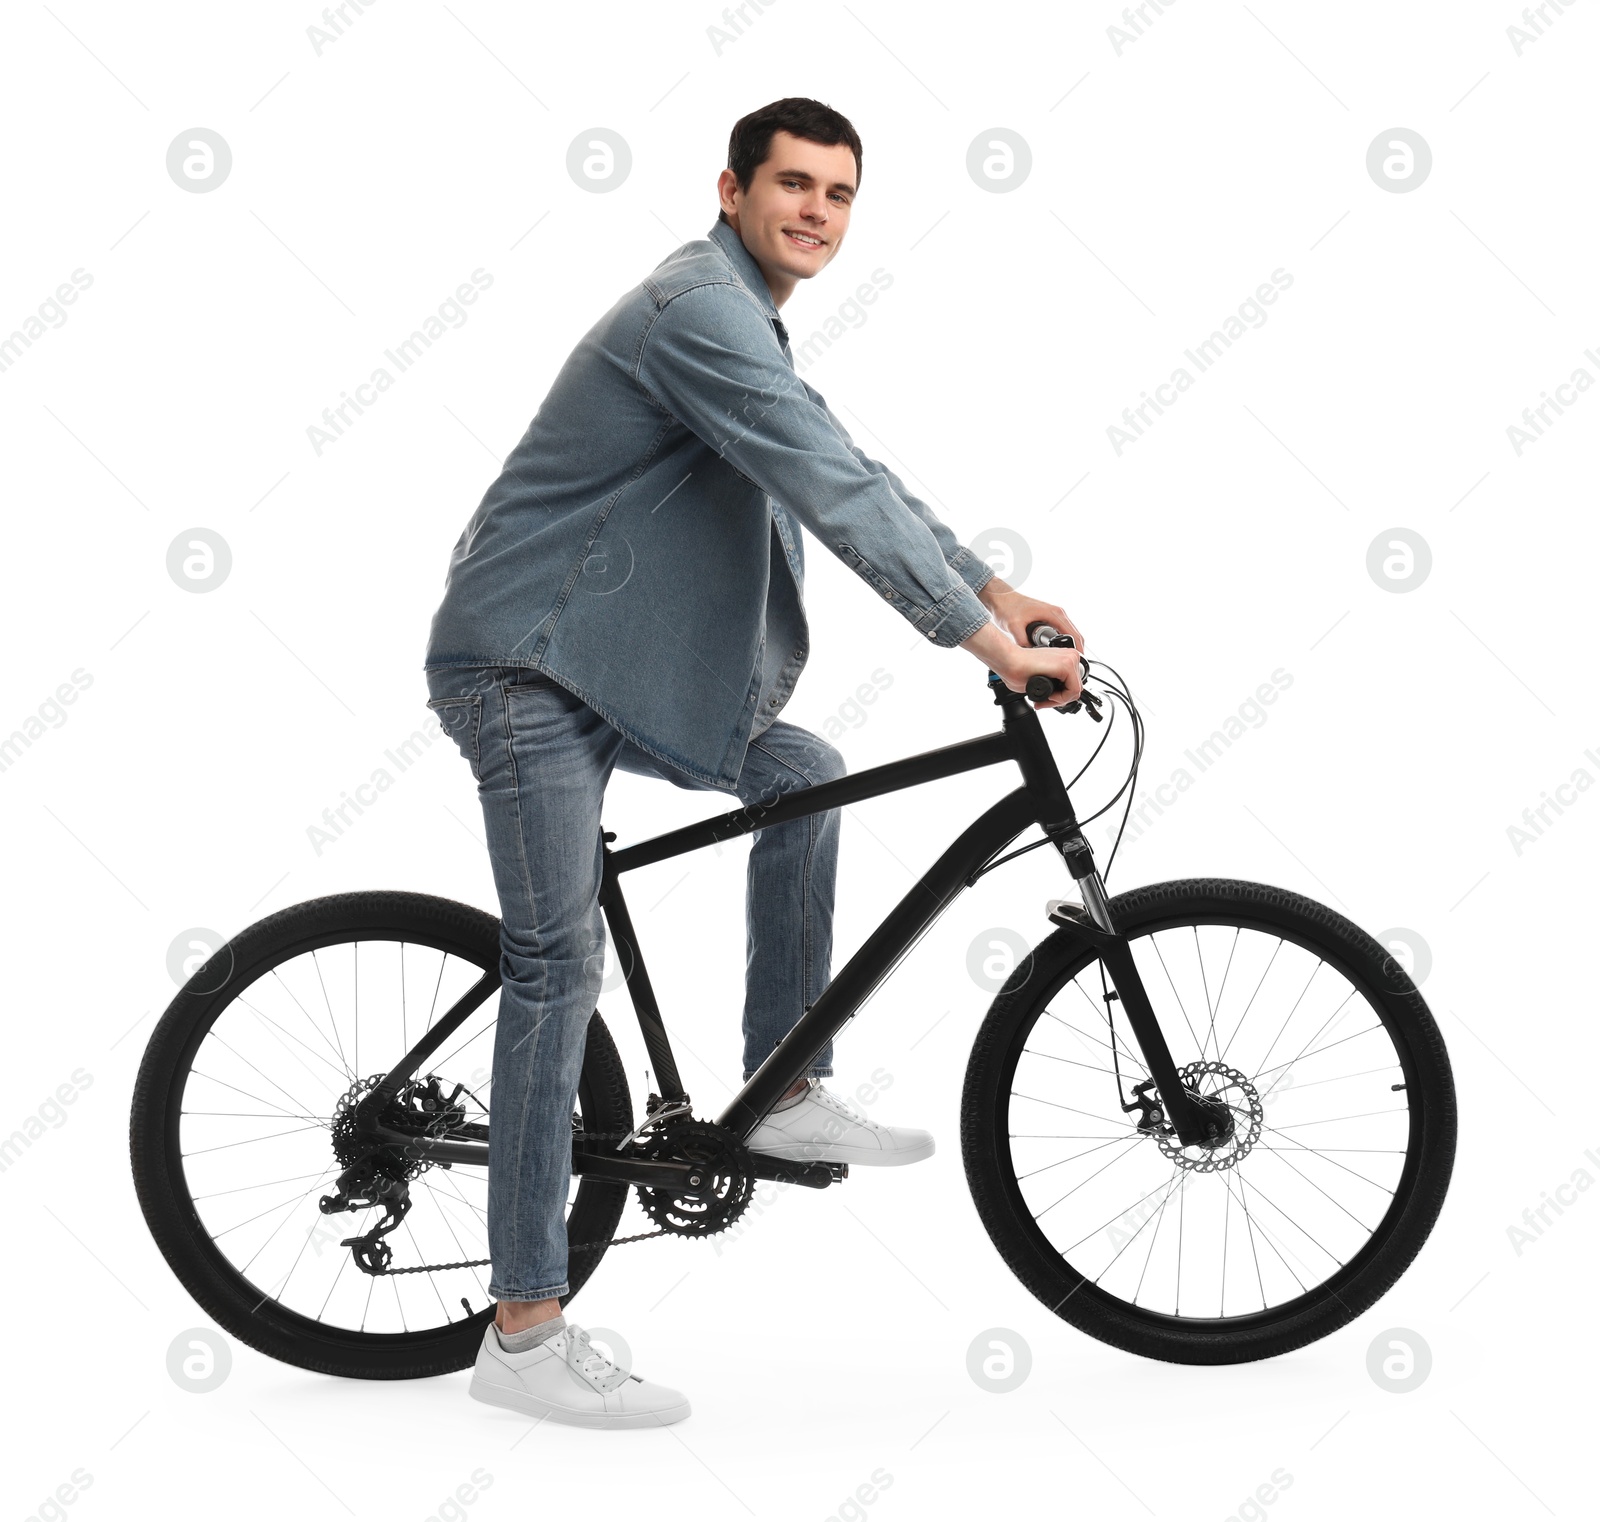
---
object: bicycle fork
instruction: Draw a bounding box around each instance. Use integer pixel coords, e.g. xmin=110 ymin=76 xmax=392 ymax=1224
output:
xmin=1006 ymin=692 xmax=1216 ymax=1149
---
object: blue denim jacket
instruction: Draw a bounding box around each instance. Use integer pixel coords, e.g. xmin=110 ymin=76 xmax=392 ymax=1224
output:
xmin=423 ymin=218 xmax=994 ymax=787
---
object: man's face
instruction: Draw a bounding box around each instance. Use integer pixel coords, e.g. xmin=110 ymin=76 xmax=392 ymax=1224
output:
xmin=718 ymin=130 xmax=857 ymax=301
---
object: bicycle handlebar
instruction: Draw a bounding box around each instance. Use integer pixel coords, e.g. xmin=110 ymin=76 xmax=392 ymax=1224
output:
xmin=1022 ymin=620 xmax=1103 ymax=721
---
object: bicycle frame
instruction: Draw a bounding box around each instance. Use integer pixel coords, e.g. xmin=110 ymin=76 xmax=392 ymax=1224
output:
xmin=354 ymin=678 xmax=1213 ymax=1183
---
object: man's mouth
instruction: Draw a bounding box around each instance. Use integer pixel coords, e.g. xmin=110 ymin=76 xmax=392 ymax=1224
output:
xmin=782 ymin=229 xmax=826 ymax=251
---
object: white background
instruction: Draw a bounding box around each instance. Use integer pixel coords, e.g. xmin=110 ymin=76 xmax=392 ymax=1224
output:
xmin=3 ymin=1 xmax=1596 ymax=1518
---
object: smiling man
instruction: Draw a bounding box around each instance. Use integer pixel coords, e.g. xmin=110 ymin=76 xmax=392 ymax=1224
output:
xmin=423 ymin=97 xmax=1084 ymax=1429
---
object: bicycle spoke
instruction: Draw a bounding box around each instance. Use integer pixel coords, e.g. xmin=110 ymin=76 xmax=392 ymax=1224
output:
xmin=268 ymin=968 xmax=355 ymax=1082
xmin=1254 ymin=1123 xmax=1401 ymax=1193
xmin=186 ymin=1068 xmax=328 ymax=1127
xmin=1012 ymin=1091 xmax=1140 ymax=1126
xmin=424 ymin=950 xmax=449 ymax=1034
xmin=1218 ymin=937 xmax=1283 ymax=1062
xmin=1255 ymin=1017 xmax=1383 ymax=1090
xmin=193 ymin=1170 xmax=331 ymax=1202
xmin=1022 ymin=1047 xmax=1120 ymax=1078
xmin=1016 ymin=1134 xmax=1140 ymax=1181
xmin=1209 ymin=928 xmax=1241 ymax=1064
xmin=1272 ymin=1107 xmax=1408 ymax=1130
xmin=1066 ymin=980 xmax=1150 ymax=1074
xmin=1132 ymin=1168 xmax=1177 ymax=1306
xmin=1258 ymin=1144 xmax=1380 ymax=1235
xmin=1229 ymin=1172 xmax=1341 ymax=1272
xmin=1253 ymin=960 xmax=1326 ymax=1077
xmin=1033 ymin=1136 xmax=1148 ymax=1221
xmin=202 ymin=1029 xmax=328 ymax=1130
xmin=309 ymin=948 xmax=353 ymax=1076
xmin=1193 ymin=927 xmax=1216 ymax=1064
xmin=182 ymin=1123 xmax=327 ymax=1156
xmin=1219 ymin=1183 xmax=1230 ymax=1316
xmin=1151 ymin=935 xmax=1204 ymax=1060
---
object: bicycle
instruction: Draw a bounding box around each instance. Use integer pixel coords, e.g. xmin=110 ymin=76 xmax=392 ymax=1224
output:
xmin=130 ymin=625 xmax=1455 ymax=1377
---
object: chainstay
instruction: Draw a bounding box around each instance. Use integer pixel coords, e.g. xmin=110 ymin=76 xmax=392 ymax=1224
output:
xmin=364 ymin=1128 xmax=671 ymax=1274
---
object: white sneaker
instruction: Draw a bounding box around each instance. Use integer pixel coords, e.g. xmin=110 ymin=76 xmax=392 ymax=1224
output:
xmin=469 ymin=1321 xmax=690 ymax=1429
xmin=745 ymin=1078 xmax=935 ymax=1167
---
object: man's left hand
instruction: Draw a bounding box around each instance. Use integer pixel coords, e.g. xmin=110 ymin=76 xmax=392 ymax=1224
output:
xmin=979 ymin=577 xmax=1086 ymax=654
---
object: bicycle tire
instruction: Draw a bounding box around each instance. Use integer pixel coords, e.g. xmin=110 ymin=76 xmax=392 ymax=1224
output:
xmin=961 ymin=878 xmax=1455 ymax=1364
xmin=129 ymin=890 xmax=631 ymax=1380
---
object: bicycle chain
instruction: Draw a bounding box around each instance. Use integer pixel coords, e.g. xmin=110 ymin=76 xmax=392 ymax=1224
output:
xmin=354 ymin=1127 xmax=673 ymax=1276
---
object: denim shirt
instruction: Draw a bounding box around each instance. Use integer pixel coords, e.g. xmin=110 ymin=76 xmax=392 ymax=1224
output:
xmin=423 ymin=218 xmax=994 ymax=788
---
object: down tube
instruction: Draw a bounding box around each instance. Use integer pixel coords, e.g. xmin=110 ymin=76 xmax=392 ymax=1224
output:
xmin=718 ymin=787 xmax=1041 ymax=1137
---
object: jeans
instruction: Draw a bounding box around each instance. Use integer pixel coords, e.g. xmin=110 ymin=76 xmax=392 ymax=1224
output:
xmin=423 ymin=663 xmax=846 ymax=1301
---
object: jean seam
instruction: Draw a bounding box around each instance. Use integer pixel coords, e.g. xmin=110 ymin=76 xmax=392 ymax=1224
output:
xmin=497 ymin=672 xmax=547 ymax=1290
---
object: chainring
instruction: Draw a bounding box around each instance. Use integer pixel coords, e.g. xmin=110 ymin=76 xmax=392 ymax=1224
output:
xmin=635 ymin=1119 xmax=755 ymax=1237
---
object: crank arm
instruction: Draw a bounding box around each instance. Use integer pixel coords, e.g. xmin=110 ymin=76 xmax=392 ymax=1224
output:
xmin=570 ymin=1149 xmax=700 ymax=1189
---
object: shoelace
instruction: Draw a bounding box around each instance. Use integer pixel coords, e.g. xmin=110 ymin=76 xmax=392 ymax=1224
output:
xmin=809 ymin=1085 xmax=873 ymax=1126
xmin=561 ymin=1324 xmax=632 ymax=1393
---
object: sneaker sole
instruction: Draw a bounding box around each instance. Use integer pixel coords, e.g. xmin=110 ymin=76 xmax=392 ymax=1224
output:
xmin=749 ymin=1136 xmax=936 ymax=1167
xmin=469 ymin=1370 xmax=691 ymax=1429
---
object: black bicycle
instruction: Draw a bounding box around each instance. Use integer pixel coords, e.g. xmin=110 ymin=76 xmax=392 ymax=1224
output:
xmin=130 ymin=626 xmax=1455 ymax=1377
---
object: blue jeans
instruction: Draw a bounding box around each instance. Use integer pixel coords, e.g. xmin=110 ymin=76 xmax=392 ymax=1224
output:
xmin=424 ymin=664 xmax=845 ymax=1301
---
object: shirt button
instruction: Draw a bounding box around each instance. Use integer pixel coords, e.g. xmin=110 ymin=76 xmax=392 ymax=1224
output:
xmin=768 ymin=697 xmax=779 ymax=707
xmin=882 ymin=589 xmax=894 ymax=600
xmin=792 ymin=649 xmax=804 ymax=659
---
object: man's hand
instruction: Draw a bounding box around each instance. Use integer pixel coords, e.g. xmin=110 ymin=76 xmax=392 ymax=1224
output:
xmin=978 ymin=576 xmax=1086 ymax=654
xmin=961 ymin=621 xmax=1083 ymax=709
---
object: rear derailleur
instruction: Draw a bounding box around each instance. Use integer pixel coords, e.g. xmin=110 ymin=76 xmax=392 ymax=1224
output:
xmin=319 ymin=1072 xmax=469 ymax=1275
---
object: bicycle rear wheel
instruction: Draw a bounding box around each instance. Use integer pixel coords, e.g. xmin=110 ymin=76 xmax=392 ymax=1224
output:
xmin=961 ymin=879 xmax=1455 ymax=1363
xmin=130 ymin=890 xmax=631 ymax=1380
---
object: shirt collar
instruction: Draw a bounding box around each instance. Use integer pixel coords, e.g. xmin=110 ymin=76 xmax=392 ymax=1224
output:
xmin=707 ymin=218 xmax=781 ymax=323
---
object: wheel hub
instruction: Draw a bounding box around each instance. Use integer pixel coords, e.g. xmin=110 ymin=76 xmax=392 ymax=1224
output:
xmin=1156 ymin=1061 xmax=1264 ymax=1172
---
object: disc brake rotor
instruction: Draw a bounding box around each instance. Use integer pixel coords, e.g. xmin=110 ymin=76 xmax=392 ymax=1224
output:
xmin=1156 ymin=1060 xmax=1264 ymax=1173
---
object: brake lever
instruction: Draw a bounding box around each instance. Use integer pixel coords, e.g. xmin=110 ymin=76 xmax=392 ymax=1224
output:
xmin=1065 ymin=688 xmax=1104 ymax=722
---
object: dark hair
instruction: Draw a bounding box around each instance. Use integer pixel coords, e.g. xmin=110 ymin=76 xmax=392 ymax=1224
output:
xmin=718 ymin=98 xmax=863 ymax=225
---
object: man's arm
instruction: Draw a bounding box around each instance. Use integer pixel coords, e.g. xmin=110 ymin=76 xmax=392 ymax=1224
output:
xmin=636 ymin=284 xmax=991 ymax=649
xmin=793 ymin=375 xmax=1087 ymax=659
xmin=794 ymin=374 xmax=994 ymax=604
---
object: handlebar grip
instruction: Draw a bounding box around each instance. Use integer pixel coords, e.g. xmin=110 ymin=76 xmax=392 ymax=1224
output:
xmin=1021 ymin=620 xmax=1101 ymax=720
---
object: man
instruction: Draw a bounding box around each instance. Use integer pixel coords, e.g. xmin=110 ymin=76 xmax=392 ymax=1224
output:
xmin=423 ymin=97 xmax=1083 ymax=1428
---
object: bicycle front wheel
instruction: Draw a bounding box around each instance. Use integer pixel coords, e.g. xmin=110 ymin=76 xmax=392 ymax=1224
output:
xmin=130 ymin=890 xmax=631 ymax=1380
xmin=961 ymin=879 xmax=1455 ymax=1364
